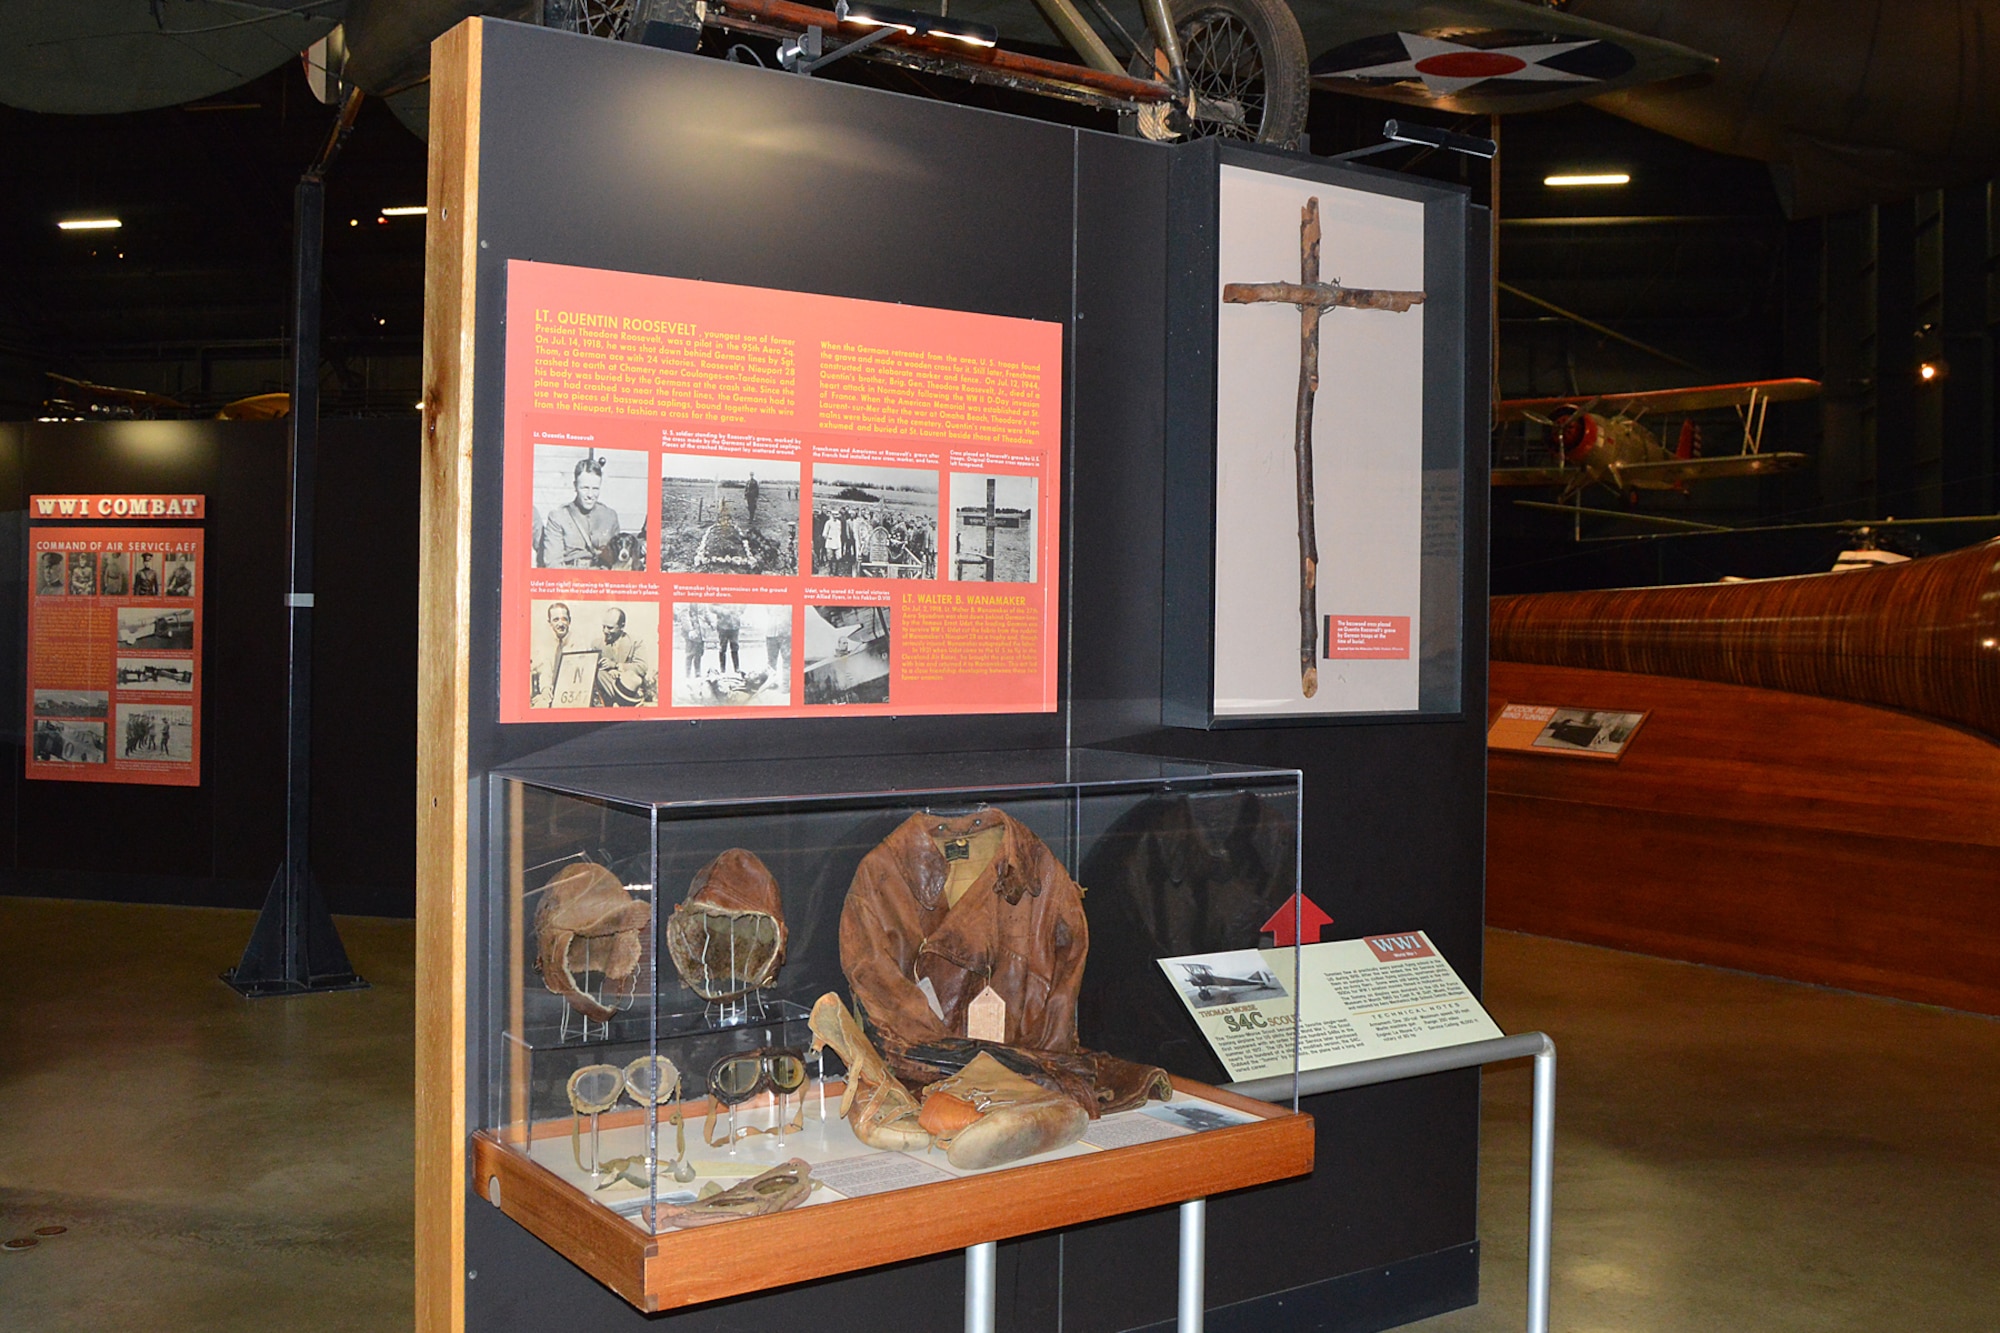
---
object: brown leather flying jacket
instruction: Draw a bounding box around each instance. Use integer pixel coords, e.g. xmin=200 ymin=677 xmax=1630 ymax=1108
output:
xmin=840 ymin=808 xmax=1086 ymax=1074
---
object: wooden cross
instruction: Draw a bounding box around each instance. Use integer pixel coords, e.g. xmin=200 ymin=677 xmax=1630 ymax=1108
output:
xmin=1223 ymin=197 xmax=1426 ymax=698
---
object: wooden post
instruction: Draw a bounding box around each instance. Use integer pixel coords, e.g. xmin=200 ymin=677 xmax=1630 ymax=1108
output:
xmin=418 ymin=18 xmax=483 ymax=1333
xmin=984 ymin=475 xmax=996 ymax=581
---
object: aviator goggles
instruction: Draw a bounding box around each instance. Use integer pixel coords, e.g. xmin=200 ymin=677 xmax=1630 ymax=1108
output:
xmin=703 ymin=1047 xmax=809 ymax=1146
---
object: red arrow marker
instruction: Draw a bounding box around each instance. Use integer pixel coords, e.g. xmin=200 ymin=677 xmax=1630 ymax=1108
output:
xmin=1261 ymin=892 xmax=1334 ymax=946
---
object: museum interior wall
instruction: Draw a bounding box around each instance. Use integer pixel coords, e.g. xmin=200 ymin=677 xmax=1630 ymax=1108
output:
xmin=4 ymin=11 xmax=1999 ymax=1333
xmin=0 ymin=418 xmax=417 ymax=917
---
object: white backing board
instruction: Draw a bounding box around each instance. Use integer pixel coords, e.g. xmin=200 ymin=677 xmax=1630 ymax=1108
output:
xmin=1212 ymin=166 xmax=1427 ymax=718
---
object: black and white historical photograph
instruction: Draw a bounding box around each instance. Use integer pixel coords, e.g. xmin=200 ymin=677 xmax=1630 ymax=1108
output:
xmin=1142 ymin=1103 xmax=1256 ymax=1134
xmin=948 ymin=472 xmax=1037 ymax=583
xmin=1531 ymin=708 xmax=1647 ymax=757
xmin=100 ymin=551 xmax=129 ymax=597
xmin=32 ymin=718 xmax=105 ymax=764
xmin=162 ymin=551 xmax=195 ymax=597
xmin=811 ymin=465 xmax=938 ymax=579
xmin=1168 ymin=950 xmax=1289 ymax=1010
xmin=802 ymin=605 xmax=890 ymax=706
xmin=117 ymin=703 xmax=193 ymax=762
xmin=130 ymin=551 xmax=163 ymax=595
xmin=34 ymin=689 xmax=108 ymax=719
xmin=67 ymin=550 xmax=98 ymax=597
xmin=117 ymin=657 xmax=195 ymax=691
xmin=672 ymin=602 xmax=791 ymax=707
xmin=116 ymin=606 xmax=195 ymax=650
xmin=528 ymin=599 xmax=660 ymax=708
xmin=532 ymin=443 xmax=649 ymax=570
xmin=35 ymin=551 xmax=66 ymax=596
xmin=660 ymin=455 xmax=798 ymax=576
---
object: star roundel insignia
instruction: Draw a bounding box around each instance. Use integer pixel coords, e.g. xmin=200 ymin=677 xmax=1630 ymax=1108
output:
xmin=1312 ymin=29 xmax=1637 ymax=98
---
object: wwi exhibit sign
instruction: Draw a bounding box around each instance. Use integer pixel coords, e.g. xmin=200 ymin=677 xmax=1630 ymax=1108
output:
xmin=25 ymin=494 xmax=204 ymax=786
xmin=498 ymin=261 xmax=1062 ymax=722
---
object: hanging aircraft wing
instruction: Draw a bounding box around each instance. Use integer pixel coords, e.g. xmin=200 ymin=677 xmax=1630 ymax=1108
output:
xmin=1495 ymin=378 xmax=1821 ymax=424
xmin=0 ymin=1 xmax=345 ymax=114
xmin=1298 ymin=0 xmax=1717 ymax=115
xmin=1492 ymin=466 xmax=1584 ymax=488
xmin=1608 ymin=452 xmax=1808 ymax=486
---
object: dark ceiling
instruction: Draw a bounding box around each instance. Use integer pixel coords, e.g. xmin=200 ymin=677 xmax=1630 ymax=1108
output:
xmin=0 ymin=42 xmax=1795 ymax=421
xmin=0 ymin=63 xmax=428 ymax=418
xmin=5 ymin=31 xmax=1992 ymax=585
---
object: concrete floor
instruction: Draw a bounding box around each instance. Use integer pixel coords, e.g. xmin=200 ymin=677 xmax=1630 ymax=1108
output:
xmin=1412 ymin=931 xmax=2000 ymax=1333
xmin=2 ymin=903 xmax=1996 ymax=1331
xmin=0 ymin=898 xmax=414 ymax=1330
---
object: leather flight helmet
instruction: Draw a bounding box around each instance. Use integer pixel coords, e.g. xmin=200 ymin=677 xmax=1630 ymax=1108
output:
xmin=666 ymin=849 xmax=788 ymax=1000
xmin=533 ymin=862 xmax=652 ymax=1022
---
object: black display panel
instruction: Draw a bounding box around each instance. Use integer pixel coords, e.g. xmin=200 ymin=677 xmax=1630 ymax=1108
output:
xmin=1161 ymin=140 xmax=1479 ymax=729
xmin=453 ymin=20 xmax=1489 ymax=1332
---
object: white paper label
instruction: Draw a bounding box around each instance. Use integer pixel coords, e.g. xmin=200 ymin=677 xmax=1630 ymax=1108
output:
xmin=966 ymin=985 xmax=1007 ymax=1042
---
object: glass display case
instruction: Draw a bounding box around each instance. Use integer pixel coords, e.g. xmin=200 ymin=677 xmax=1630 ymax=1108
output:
xmin=477 ymin=748 xmax=1312 ymax=1311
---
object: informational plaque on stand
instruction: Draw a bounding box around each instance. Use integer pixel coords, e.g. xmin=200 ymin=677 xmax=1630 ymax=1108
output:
xmin=1488 ymin=703 xmax=1648 ymax=760
xmin=1160 ymin=931 xmax=1501 ymax=1083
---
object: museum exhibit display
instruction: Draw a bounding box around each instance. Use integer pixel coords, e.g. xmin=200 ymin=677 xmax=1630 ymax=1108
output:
xmin=417 ymin=15 xmax=1490 ymax=1332
xmin=476 ymin=752 xmax=1313 ymax=1309
xmin=1485 ymin=541 xmax=2000 ymax=1016
xmin=1162 ymin=140 xmax=1475 ymax=727
xmin=1490 ymin=539 xmax=2000 ymax=740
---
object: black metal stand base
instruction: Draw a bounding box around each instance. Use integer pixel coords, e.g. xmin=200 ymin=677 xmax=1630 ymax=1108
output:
xmin=223 ymin=864 xmax=369 ymax=998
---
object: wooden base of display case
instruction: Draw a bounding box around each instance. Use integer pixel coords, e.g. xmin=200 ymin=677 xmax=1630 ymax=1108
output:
xmin=471 ymin=1076 xmax=1312 ymax=1313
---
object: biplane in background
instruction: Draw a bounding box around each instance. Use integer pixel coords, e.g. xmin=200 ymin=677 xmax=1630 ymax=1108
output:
xmin=1491 ymin=378 xmax=1820 ymax=503
xmin=1176 ymin=960 xmax=1284 ymax=1004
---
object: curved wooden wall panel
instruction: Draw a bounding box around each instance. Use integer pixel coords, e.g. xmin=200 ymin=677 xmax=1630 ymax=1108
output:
xmin=1489 ymin=662 xmax=2000 ymax=1016
xmin=1490 ymin=538 xmax=2000 ymax=737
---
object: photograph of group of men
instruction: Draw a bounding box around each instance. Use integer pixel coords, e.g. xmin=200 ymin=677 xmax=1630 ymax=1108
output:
xmin=36 ymin=549 xmax=193 ymax=599
xmin=529 ymin=599 xmax=660 ymax=708
xmin=531 ymin=445 xmax=650 ymax=571
xmin=31 ymin=691 xmax=108 ymax=764
xmin=672 ymin=603 xmax=791 ymax=707
xmin=811 ymin=466 xmax=938 ymax=579
xmin=117 ymin=703 xmax=193 ymax=762
xmin=660 ymin=456 xmax=799 ymax=576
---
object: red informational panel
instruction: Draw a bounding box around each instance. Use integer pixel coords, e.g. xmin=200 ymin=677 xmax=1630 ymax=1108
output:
xmin=499 ymin=260 xmax=1063 ymax=722
xmin=26 ymin=495 xmax=204 ymax=785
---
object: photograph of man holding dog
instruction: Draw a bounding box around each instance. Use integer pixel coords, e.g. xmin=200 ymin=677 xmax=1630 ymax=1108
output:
xmin=532 ymin=444 xmax=650 ymax=570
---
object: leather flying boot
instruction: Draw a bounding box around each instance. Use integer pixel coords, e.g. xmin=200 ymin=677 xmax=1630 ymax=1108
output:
xmin=809 ymin=993 xmax=932 ymax=1152
xmin=919 ymin=1052 xmax=1089 ymax=1170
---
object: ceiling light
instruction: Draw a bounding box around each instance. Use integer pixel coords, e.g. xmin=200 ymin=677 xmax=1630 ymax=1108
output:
xmin=58 ymin=217 xmax=121 ymax=231
xmin=837 ymin=1 xmax=996 ymax=45
xmin=1544 ymin=173 xmax=1630 ymax=187
xmin=380 ymin=205 xmax=427 ymax=217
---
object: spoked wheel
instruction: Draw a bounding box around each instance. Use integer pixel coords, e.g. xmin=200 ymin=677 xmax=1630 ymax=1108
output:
xmin=542 ymin=0 xmax=642 ymax=39
xmin=1125 ymin=0 xmax=1309 ymax=148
